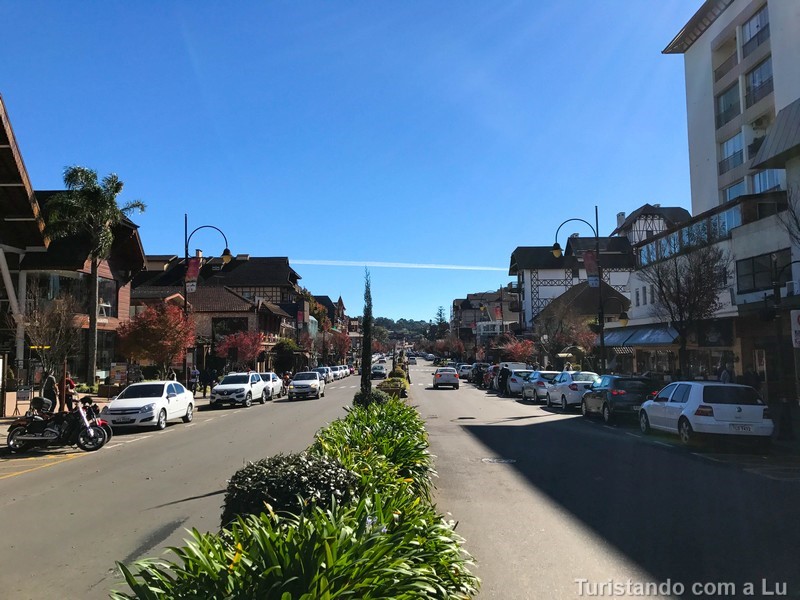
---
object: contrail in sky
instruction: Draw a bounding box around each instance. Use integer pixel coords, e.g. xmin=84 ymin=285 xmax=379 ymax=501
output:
xmin=292 ymin=259 xmax=506 ymax=272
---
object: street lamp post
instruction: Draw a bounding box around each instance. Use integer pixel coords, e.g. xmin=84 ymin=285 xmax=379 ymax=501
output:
xmin=552 ymin=205 xmax=607 ymax=372
xmin=183 ymin=213 xmax=232 ymax=388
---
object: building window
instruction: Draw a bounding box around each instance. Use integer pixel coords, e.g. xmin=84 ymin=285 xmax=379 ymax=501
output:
xmin=650 ymin=285 xmax=656 ymax=304
xmin=635 ymin=289 xmax=640 ymax=307
xmin=715 ymin=84 xmax=740 ymax=129
xmin=742 ymin=5 xmax=769 ymax=58
xmin=718 ymin=133 xmax=744 ymax=175
xmin=746 ymin=57 xmax=773 ymax=108
xmin=642 ymin=286 xmax=647 ymax=305
xmin=752 ymin=169 xmax=782 ymax=193
xmin=724 ymin=180 xmax=746 ymax=203
xmin=736 ymin=248 xmax=790 ymax=293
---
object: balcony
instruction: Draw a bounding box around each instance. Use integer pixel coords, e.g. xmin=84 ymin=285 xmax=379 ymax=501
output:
xmin=742 ymin=24 xmax=770 ymax=59
xmin=714 ymin=50 xmax=738 ymax=82
xmin=748 ymin=136 xmax=765 ymax=159
xmin=715 ymin=103 xmax=740 ymax=129
xmin=718 ymin=149 xmax=743 ymax=175
xmin=746 ymin=77 xmax=773 ymax=108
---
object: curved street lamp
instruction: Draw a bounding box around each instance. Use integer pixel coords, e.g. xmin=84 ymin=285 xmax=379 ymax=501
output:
xmin=551 ymin=205 xmax=607 ymax=371
xmin=183 ymin=213 xmax=232 ymax=387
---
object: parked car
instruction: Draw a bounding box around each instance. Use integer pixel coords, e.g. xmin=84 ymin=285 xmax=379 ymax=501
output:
xmin=582 ymin=375 xmax=659 ymax=423
xmin=287 ymin=371 xmax=326 ymax=400
xmin=339 ymin=365 xmax=350 ymax=377
xmin=458 ymin=364 xmax=472 ymax=380
xmin=433 ymin=367 xmax=459 ymax=389
xmin=210 ymin=372 xmax=269 ymax=408
xmin=547 ymin=371 xmax=600 ymax=410
xmin=483 ymin=365 xmax=500 ymax=390
xmin=313 ymin=367 xmax=334 ymax=383
xmin=639 ymin=381 xmax=773 ymax=447
xmin=505 ymin=370 xmax=533 ymax=396
xmin=102 ymin=381 xmax=194 ymax=430
xmin=371 ymin=364 xmax=388 ymax=379
xmin=348 ymin=364 xmax=355 ymax=375
xmin=259 ymin=372 xmax=285 ymax=400
xmin=470 ymin=362 xmax=490 ymax=385
xmin=521 ymin=371 xmax=559 ymax=403
xmin=408 ymin=357 xmax=417 ymax=365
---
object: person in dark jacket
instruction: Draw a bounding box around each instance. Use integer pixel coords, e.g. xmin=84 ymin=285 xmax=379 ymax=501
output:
xmin=41 ymin=370 xmax=58 ymax=412
xmin=498 ymin=365 xmax=512 ymax=397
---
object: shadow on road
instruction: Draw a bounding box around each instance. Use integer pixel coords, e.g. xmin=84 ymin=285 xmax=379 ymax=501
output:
xmin=462 ymin=417 xmax=800 ymax=597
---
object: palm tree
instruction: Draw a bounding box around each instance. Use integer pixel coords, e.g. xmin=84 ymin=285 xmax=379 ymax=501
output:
xmin=45 ymin=166 xmax=146 ymax=383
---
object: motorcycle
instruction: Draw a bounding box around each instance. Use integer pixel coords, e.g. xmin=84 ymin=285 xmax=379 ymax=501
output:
xmin=6 ymin=397 xmax=108 ymax=453
xmin=80 ymin=397 xmax=113 ymax=442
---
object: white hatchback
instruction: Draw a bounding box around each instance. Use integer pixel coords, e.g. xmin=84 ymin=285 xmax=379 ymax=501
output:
xmin=547 ymin=371 xmax=600 ymax=410
xmin=639 ymin=381 xmax=774 ymax=447
xmin=433 ymin=367 xmax=459 ymax=389
xmin=102 ymin=381 xmax=194 ymax=430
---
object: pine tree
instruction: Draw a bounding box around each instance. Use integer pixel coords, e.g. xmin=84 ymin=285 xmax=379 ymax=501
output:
xmin=360 ymin=269 xmax=373 ymax=394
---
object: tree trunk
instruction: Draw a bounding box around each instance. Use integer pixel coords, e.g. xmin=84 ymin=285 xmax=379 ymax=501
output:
xmin=87 ymin=258 xmax=99 ymax=385
xmin=678 ymin=337 xmax=689 ymax=380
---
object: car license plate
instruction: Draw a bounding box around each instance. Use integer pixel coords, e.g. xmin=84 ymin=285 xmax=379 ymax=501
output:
xmin=113 ymin=418 xmax=134 ymax=424
xmin=730 ymin=424 xmax=752 ymax=432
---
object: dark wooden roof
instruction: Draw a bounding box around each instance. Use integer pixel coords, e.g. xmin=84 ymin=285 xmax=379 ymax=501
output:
xmin=537 ymin=281 xmax=630 ymax=319
xmin=663 ymin=0 xmax=734 ymax=54
xmin=610 ymin=204 xmax=691 ymax=236
xmin=187 ymin=286 xmax=255 ymax=312
xmin=753 ymin=97 xmax=800 ymax=169
xmin=509 ymin=238 xmax=635 ymax=275
xmin=133 ymin=256 xmax=301 ymax=289
xmin=0 ymin=95 xmax=47 ymax=249
xmin=509 ymin=247 xmax=578 ymax=274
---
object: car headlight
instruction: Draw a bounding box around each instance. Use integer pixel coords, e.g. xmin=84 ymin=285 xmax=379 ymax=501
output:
xmin=289 ymin=384 xmax=295 ymax=389
xmin=100 ymin=406 xmax=108 ymax=414
xmin=235 ymin=388 xmax=246 ymax=394
xmin=310 ymin=382 xmax=319 ymax=388
xmin=140 ymin=403 xmax=156 ymax=413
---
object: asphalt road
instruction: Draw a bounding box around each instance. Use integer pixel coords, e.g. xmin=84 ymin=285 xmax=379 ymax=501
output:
xmin=414 ymin=361 xmax=800 ymax=599
xmin=0 ymin=377 xmax=358 ymax=599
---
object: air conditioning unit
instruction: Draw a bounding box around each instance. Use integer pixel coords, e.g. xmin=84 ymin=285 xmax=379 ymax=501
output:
xmin=786 ymin=281 xmax=799 ymax=297
xmin=752 ymin=117 xmax=767 ymax=129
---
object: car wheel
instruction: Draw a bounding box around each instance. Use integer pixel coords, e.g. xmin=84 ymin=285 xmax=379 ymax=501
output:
xmin=546 ymin=393 xmax=552 ymax=407
xmin=561 ymin=395 xmax=568 ymax=411
xmin=322 ymin=388 xmax=325 ymax=397
xmin=155 ymin=408 xmax=167 ymax=430
xmin=639 ymin=411 xmax=651 ymax=434
xmin=455 ymin=384 xmax=459 ymax=389
xmin=602 ymin=404 xmax=612 ymax=424
xmin=182 ymin=403 xmax=194 ymax=423
xmin=261 ymin=389 xmax=268 ymax=404
xmin=678 ymin=418 xmax=693 ymax=445
xmin=244 ymin=393 xmax=252 ymax=408
xmin=581 ymin=400 xmax=588 ymax=417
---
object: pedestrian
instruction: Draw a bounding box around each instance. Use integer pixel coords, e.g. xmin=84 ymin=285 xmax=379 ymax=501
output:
xmin=41 ymin=370 xmax=58 ymax=412
xmin=718 ymin=362 xmax=732 ymax=384
xmin=167 ymin=368 xmax=177 ymax=381
xmin=189 ymin=366 xmax=200 ymax=394
xmin=64 ymin=371 xmax=76 ymax=411
xmin=200 ymin=369 xmax=210 ymax=398
xmin=498 ymin=364 xmax=512 ymax=397
xmin=564 ymin=361 xmax=572 ymax=371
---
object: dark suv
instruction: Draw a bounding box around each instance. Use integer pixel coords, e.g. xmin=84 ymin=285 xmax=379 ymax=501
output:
xmin=581 ymin=375 xmax=659 ymax=424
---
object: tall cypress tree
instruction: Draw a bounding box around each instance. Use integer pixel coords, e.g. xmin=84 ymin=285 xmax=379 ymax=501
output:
xmin=360 ymin=269 xmax=373 ymax=394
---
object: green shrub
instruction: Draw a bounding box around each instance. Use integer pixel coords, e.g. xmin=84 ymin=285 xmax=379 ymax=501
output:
xmin=312 ymin=399 xmax=433 ymax=498
xmin=389 ymin=367 xmax=406 ymax=379
xmin=220 ymin=452 xmax=358 ymax=526
xmin=353 ymin=387 xmax=390 ymax=408
xmin=113 ymin=492 xmax=479 ymax=600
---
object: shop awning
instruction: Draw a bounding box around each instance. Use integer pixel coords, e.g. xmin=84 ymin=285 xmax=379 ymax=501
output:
xmin=602 ymin=328 xmax=633 ymax=347
xmin=623 ymin=324 xmax=678 ymax=346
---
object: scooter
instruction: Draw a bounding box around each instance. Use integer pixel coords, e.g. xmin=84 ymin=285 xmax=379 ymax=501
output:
xmin=6 ymin=397 xmax=108 ymax=453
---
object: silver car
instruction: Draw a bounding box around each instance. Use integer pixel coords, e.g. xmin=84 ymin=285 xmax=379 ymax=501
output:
xmin=521 ymin=371 xmax=560 ymax=402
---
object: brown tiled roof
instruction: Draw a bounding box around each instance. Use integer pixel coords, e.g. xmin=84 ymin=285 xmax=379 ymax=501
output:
xmin=187 ymin=286 xmax=255 ymax=312
xmin=610 ymin=204 xmax=691 ymax=236
xmin=537 ymin=281 xmax=629 ymax=319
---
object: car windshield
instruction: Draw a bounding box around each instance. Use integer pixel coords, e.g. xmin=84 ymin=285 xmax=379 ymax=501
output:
xmin=703 ymin=385 xmax=764 ymax=405
xmin=220 ymin=375 xmax=248 ymax=385
xmin=438 ymin=368 xmax=456 ymax=373
xmin=573 ymin=372 xmax=599 ymax=382
xmin=294 ymin=373 xmax=317 ymax=381
xmin=117 ymin=384 xmax=164 ymax=399
xmin=538 ymin=372 xmax=558 ymax=381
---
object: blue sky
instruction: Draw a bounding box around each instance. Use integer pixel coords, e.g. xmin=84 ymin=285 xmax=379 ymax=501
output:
xmin=1 ymin=1 xmax=696 ymax=321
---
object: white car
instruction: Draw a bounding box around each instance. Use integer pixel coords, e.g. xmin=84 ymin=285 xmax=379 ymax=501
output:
xmin=433 ymin=367 xmax=459 ymax=389
xmin=313 ymin=367 xmax=334 ymax=383
xmin=210 ymin=372 xmax=269 ymax=408
xmin=547 ymin=371 xmax=600 ymax=410
xmin=102 ymin=381 xmax=194 ymax=430
xmin=639 ymin=381 xmax=774 ymax=447
xmin=505 ymin=370 xmax=534 ymax=396
xmin=457 ymin=364 xmax=472 ymax=380
xmin=259 ymin=372 xmax=284 ymax=400
xmin=521 ymin=371 xmax=560 ymax=402
xmin=287 ymin=371 xmax=326 ymax=400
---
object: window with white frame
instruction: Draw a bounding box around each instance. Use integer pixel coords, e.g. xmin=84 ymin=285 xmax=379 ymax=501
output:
xmin=742 ymin=5 xmax=769 ymax=57
xmin=724 ymin=180 xmax=746 ymax=203
xmin=719 ymin=132 xmax=744 ymax=174
xmin=752 ymin=169 xmax=782 ymax=193
xmin=746 ymin=57 xmax=773 ymax=107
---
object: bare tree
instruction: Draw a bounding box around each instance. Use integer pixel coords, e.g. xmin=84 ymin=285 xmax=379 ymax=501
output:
xmin=778 ymin=186 xmax=800 ymax=247
xmin=22 ymin=289 xmax=84 ymax=407
xmin=534 ymin=303 xmax=596 ymax=368
xmin=638 ymin=230 xmax=730 ymax=377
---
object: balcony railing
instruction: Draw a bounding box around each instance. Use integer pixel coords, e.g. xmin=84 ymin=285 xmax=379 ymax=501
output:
xmin=742 ymin=24 xmax=770 ymax=59
xmin=718 ymin=149 xmax=744 ymax=175
xmin=748 ymin=136 xmax=765 ymax=159
xmin=715 ymin=103 xmax=740 ymax=129
xmin=746 ymin=77 xmax=773 ymax=108
xmin=714 ymin=50 xmax=738 ymax=82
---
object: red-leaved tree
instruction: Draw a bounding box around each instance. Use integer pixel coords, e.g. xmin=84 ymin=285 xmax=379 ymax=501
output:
xmin=215 ymin=330 xmax=265 ymax=371
xmin=329 ymin=330 xmax=352 ymax=362
xmin=498 ymin=337 xmax=535 ymax=363
xmin=117 ymin=304 xmax=195 ymax=379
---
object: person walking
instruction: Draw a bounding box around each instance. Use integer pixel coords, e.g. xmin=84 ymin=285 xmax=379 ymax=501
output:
xmin=64 ymin=371 xmax=77 ymax=411
xmin=718 ymin=362 xmax=732 ymax=384
xmin=498 ymin=365 xmax=512 ymax=397
xmin=189 ymin=367 xmax=200 ymax=395
xmin=167 ymin=368 xmax=177 ymax=381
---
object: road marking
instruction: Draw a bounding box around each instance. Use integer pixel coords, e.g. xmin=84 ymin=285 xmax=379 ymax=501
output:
xmin=185 ymin=423 xmax=195 ymax=427
xmin=106 ymin=444 xmax=124 ymax=449
xmin=653 ymin=441 xmax=673 ymax=448
xmin=693 ymin=453 xmax=723 ymax=462
xmin=626 ymin=432 xmax=643 ymax=439
xmin=0 ymin=453 xmax=84 ymax=480
xmin=603 ymin=425 xmax=615 ymax=430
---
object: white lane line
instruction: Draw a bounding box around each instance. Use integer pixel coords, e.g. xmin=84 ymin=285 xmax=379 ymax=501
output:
xmin=185 ymin=423 xmax=195 ymax=427
xmin=124 ymin=435 xmax=152 ymax=444
xmin=603 ymin=425 xmax=615 ymax=430
xmin=106 ymin=443 xmax=124 ymax=449
xmin=653 ymin=441 xmax=673 ymax=448
xmin=626 ymin=432 xmax=643 ymax=439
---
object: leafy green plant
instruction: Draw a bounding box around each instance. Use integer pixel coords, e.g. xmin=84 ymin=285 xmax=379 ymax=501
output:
xmin=113 ymin=492 xmax=479 ymax=600
xmin=220 ymin=452 xmax=358 ymax=527
xmin=389 ymin=367 xmax=406 ymax=379
xmin=353 ymin=387 xmax=390 ymax=408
